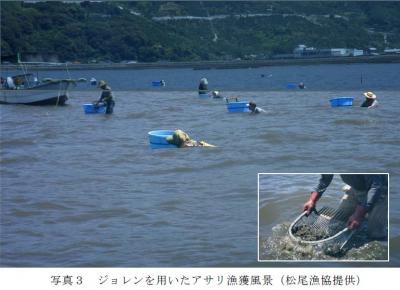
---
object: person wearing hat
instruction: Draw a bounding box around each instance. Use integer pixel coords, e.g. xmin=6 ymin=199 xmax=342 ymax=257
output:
xmin=96 ymin=80 xmax=115 ymax=114
xmin=361 ymin=91 xmax=378 ymax=108
xmin=303 ymin=174 xmax=388 ymax=240
xmin=248 ymin=101 xmax=266 ymax=114
xmin=198 ymin=78 xmax=209 ymax=94
xmin=166 ymin=129 xmax=215 ymax=148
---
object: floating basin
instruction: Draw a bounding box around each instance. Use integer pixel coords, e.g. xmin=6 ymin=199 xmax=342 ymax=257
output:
xmin=330 ymin=97 xmax=354 ymax=107
xmin=226 ymin=101 xmax=250 ymax=113
xmin=83 ymin=103 xmax=106 ymax=114
xmin=152 ymin=81 xmax=165 ymax=87
xmin=148 ymin=130 xmax=177 ymax=148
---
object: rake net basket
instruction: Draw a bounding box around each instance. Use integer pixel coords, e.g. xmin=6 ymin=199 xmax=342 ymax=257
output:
xmin=289 ymin=206 xmax=351 ymax=246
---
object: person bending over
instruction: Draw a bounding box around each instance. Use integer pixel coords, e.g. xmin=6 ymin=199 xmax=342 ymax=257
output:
xmin=303 ymin=174 xmax=388 ymax=239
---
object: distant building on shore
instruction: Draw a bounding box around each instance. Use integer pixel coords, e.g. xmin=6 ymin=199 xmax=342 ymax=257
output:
xmin=294 ymin=45 xmax=331 ymax=58
xmin=352 ymin=49 xmax=364 ymax=56
xmin=293 ymin=44 xmax=365 ymax=58
xmin=383 ymin=48 xmax=400 ymax=54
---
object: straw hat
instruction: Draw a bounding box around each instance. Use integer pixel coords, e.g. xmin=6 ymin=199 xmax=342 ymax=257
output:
xmin=98 ymin=80 xmax=107 ymax=88
xmin=363 ymin=91 xmax=376 ymax=99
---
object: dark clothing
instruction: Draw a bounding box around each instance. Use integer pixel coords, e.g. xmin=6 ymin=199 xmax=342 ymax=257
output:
xmin=104 ymin=99 xmax=115 ymax=114
xmin=361 ymin=99 xmax=377 ymax=108
xmin=98 ymin=85 xmax=114 ymax=114
xmin=314 ymin=174 xmax=388 ymax=211
xmin=99 ymin=85 xmax=113 ymax=102
xmin=198 ymin=83 xmax=208 ymax=92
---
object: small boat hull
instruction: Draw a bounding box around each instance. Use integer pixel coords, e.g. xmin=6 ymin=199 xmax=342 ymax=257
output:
xmin=0 ymin=81 xmax=71 ymax=106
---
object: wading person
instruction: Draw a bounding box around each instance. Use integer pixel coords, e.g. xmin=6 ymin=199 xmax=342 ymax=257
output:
xmin=361 ymin=91 xmax=378 ymax=108
xmin=248 ymin=101 xmax=266 ymax=114
xmin=198 ymin=78 xmax=209 ymax=94
xmin=96 ymin=80 xmax=115 ymax=114
xmin=303 ymin=174 xmax=388 ymax=239
xmin=166 ymin=129 xmax=215 ymax=148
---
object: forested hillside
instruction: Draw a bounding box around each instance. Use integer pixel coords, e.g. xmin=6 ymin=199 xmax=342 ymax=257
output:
xmin=1 ymin=1 xmax=400 ymax=62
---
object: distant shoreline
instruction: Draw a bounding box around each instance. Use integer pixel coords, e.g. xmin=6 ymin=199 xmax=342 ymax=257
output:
xmin=2 ymin=55 xmax=400 ymax=71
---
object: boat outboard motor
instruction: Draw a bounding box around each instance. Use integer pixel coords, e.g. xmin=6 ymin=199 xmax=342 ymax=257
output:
xmin=6 ymin=77 xmax=16 ymax=89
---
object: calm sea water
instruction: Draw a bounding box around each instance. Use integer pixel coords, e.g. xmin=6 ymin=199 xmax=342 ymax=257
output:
xmin=2 ymin=62 xmax=400 ymax=91
xmin=1 ymin=63 xmax=399 ymax=267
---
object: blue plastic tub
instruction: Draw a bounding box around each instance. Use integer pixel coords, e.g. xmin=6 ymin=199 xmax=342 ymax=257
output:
xmin=149 ymin=143 xmax=177 ymax=149
xmin=148 ymin=130 xmax=176 ymax=145
xmin=152 ymin=80 xmax=165 ymax=87
xmin=226 ymin=101 xmax=250 ymax=113
xmin=329 ymin=97 xmax=354 ymax=107
xmin=287 ymin=83 xmax=297 ymax=89
xmin=83 ymin=103 xmax=106 ymax=114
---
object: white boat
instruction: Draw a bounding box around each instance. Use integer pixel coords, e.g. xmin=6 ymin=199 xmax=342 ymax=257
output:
xmin=1 ymin=56 xmax=84 ymax=105
xmin=0 ymin=74 xmax=74 ymax=105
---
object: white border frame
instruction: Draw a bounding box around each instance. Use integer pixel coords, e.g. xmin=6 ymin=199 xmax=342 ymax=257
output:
xmin=257 ymin=172 xmax=390 ymax=262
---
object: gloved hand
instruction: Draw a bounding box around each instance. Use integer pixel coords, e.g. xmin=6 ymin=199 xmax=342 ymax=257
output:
xmin=303 ymin=191 xmax=320 ymax=215
xmin=347 ymin=205 xmax=367 ymax=230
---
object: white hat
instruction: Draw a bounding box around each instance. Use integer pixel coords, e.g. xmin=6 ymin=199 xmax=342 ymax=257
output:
xmin=200 ymin=78 xmax=208 ymax=85
xmin=363 ymin=91 xmax=376 ymax=99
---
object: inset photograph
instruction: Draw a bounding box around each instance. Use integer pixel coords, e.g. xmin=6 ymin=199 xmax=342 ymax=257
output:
xmin=258 ymin=173 xmax=389 ymax=262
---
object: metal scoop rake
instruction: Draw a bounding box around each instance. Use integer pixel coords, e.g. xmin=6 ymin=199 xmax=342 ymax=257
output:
xmin=288 ymin=206 xmax=354 ymax=254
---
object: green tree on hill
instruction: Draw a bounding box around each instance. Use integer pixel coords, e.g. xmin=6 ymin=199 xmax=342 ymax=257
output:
xmin=1 ymin=1 xmax=400 ymax=63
